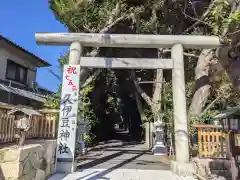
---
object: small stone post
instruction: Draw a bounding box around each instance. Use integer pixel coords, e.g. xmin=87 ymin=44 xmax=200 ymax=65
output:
xmin=145 ymin=122 xmax=150 ymax=149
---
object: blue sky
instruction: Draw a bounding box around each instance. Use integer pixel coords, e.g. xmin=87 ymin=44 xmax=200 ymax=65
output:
xmin=0 ymin=1 xmax=68 ymax=92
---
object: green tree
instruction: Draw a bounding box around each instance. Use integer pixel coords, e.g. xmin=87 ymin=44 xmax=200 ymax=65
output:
xmin=47 ymin=0 xmax=240 ymax=145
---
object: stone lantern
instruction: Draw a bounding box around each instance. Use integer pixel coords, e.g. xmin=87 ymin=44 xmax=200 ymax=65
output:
xmin=8 ymin=107 xmax=42 ymax=146
xmin=152 ymin=120 xmax=167 ymax=155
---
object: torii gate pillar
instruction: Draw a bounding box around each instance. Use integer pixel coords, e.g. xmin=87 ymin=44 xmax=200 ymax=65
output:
xmin=171 ymin=44 xmax=193 ymax=175
xmin=172 ymin=44 xmax=189 ymax=162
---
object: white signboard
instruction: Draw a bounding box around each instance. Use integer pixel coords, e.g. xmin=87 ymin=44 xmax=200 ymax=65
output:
xmin=56 ymin=65 xmax=80 ymax=159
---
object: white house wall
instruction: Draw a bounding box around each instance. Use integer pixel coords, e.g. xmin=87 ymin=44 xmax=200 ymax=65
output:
xmin=0 ymin=46 xmax=37 ymax=87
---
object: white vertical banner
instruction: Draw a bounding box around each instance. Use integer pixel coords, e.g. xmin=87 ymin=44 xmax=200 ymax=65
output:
xmin=56 ymin=65 xmax=80 ymax=159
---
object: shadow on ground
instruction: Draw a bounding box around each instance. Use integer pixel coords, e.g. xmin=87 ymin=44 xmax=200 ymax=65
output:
xmin=88 ymin=140 xmax=144 ymax=151
xmin=77 ymin=152 xmax=144 ymax=180
xmin=76 ymin=142 xmax=171 ymax=180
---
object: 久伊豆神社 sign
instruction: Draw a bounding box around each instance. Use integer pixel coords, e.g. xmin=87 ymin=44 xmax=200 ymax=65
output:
xmin=56 ymin=65 xmax=80 ymax=159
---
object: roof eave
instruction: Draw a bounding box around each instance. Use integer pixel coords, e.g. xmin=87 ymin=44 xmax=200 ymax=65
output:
xmin=0 ymin=35 xmax=51 ymax=67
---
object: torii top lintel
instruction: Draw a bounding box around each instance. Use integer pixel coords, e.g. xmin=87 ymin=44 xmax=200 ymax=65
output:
xmin=35 ymin=33 xmax=224 ymax=49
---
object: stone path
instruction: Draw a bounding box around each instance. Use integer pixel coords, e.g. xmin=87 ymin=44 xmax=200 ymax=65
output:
xmin=49 ymin=141 xmax=196 ymax=180
xmin=49 ymin=169 xmax=195 ymax=180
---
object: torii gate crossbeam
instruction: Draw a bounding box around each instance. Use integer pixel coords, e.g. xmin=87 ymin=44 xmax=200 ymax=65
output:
xmin=35 ymin=33 xmax=223 ymax=176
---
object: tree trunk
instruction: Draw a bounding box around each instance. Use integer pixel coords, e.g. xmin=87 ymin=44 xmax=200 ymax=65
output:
xmin=152 ymin=69 xmax=163 ymax=116
xmin=78 ymin=15 xmax=128 ymax=88
xmin=188 ymin=49 xmax=214 ymax=119
xmin=217 ymin=34 xmax=240 ymax=92
xmin=216 ymin=2 xmax=240 ymax=92
xmin=131 ymin=69 xmax=163 ymax=116
xmin=134 ymin=84 xmax=152 ymax=146
xmin=130 ymin=71 xmax=153 ymax=107
xmin=131 ymin=69 xmax=163 ymax=147
xmin=188 ymin=1 xmax=240 ymax=119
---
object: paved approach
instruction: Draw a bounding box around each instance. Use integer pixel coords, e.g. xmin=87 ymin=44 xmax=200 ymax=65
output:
xmin=49 ymin=141 xmax=196 ymax=180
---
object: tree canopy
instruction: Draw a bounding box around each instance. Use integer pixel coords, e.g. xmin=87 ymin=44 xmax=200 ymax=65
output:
xmin=46 ymin=0 xmax=240 ymax=145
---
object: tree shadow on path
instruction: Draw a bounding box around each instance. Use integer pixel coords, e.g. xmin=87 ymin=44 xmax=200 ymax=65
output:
xmin=77 ymin=152 xmax=145 ymax=180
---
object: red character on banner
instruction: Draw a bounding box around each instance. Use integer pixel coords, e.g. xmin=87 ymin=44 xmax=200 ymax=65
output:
xmin=68 ymin=80 xmax=74 ymax=86
xmin=65 ymin=65 xmax=78 ymax=90
xmin=67 ymin=66 xmax=77 ymax=74
xmin=65 ymin=75 xmax=70 ymax=80
xmin=65 ymin=74 xmax=73 ymax=86
xmin=72 ymin=85 xmax=77 ymax=91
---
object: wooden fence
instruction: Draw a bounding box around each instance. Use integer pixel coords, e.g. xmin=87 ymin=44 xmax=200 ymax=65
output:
xmin=192 ymin=124 xmax=226 ymax=158
xmin=0 ymin=113 xmax=58 ymax=144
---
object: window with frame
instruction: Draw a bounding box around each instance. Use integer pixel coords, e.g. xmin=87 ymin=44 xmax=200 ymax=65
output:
xmin=6 ymin=60 xmax=28 ymax=84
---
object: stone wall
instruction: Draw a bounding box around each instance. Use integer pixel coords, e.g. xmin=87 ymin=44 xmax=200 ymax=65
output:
xmin=0 ymin=140 xmax=56 ymax=180
xmin=192 ymin=158 xmax=232 ymax=180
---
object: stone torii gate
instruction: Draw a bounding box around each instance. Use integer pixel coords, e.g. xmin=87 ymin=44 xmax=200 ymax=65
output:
xmin=35 ymin=33 xmax=223 ymax=175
